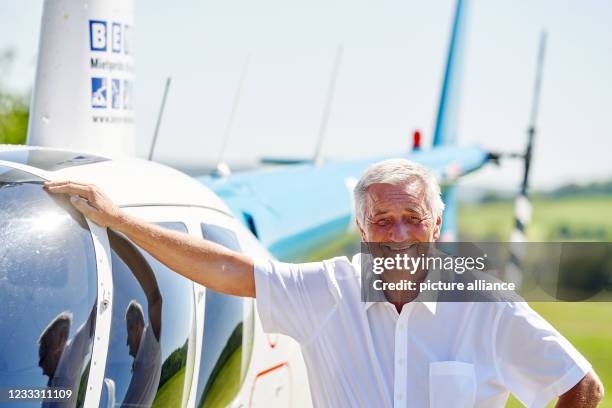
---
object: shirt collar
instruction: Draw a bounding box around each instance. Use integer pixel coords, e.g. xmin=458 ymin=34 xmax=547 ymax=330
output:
xmin=363 ymin=294 xmax=438 ymax=315
xmin=354 ymin=252 xmax=439 ymax=316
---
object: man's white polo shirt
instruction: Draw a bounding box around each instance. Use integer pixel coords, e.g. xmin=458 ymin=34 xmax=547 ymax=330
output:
xmin=254 ymin=255 xmax=592 ymax=408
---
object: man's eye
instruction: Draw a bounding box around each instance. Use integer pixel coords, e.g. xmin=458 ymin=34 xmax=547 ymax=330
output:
xmin=376 ymin=219 xmax=390 ymax=226
xmin=406 ymin=216 xmax=421 ymax=223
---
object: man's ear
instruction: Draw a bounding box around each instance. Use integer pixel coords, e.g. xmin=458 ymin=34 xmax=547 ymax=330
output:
xmin=432 ymin=214 xmax=442 ymax=241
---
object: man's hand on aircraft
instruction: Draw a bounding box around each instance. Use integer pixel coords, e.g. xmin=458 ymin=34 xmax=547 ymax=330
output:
xmin=44 ymin=181 xmax=125 ymax=228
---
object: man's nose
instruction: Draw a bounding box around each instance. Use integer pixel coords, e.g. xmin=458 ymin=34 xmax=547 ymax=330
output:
xmin=388 ymin=223 xmax=410 ymax=242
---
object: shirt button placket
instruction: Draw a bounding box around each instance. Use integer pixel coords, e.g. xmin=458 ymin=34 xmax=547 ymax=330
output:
xmin=394 ymin=308 xmax=410 ymax=408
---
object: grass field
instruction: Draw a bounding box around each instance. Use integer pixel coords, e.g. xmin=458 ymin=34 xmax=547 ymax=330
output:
xmin=459 ymin=195 xmax=612 ymax=242
xmin=460 ymin=196 xmax=612 ymax=407
xmin=201 ymin=346 xmax=243 ymax=408
xmin=152 ymin=366 xmax=186 ymax=408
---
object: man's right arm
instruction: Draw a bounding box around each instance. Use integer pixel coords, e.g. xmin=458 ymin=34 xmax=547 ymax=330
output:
xmin=44 ymin=181 xmax=255 ymax=297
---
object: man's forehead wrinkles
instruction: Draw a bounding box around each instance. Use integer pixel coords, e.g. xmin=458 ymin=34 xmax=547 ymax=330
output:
xmin=370 ymin=190 xmax=421 ymax=201
xmin=369 ymin=181 xmax=424 ymax=197
xmin=364 ymin=182 xmax=431 ymax=220
xmin=370 ymin=192 xmax=426 ymax=206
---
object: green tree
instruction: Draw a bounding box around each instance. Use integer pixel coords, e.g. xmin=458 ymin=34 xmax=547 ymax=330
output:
xmin=0 ymin=49 xmax=29 ymax=145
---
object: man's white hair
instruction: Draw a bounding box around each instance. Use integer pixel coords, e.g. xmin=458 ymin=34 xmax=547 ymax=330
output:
xmin=125 ymin=300 xmax=145 ymax=326
xmin=38 ymin=311 xmax=72 ymax=346
xmin=353 ymin=158 xmax=445 ymax=224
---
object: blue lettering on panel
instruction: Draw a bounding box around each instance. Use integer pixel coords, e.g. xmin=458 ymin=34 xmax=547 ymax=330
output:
xmin=91 ymin=77 xmax=107 ymax=108
xmin=89 ymin=20 xmax=107 ymax=52
xmin=111 ymin=79 xmax=121 ymax=109
xmin=112 ymin=23 xmax=122 ymax=53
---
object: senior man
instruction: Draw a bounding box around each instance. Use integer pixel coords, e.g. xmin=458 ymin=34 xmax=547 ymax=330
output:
xmin=44 ymin=159 xmax=604 ymax=407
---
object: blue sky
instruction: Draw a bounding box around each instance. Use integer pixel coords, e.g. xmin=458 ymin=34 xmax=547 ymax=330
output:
xmin=2 ymin=0 xmax=611 ymax=190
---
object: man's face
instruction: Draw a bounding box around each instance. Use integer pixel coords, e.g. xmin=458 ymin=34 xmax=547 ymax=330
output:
xmin=126 ymin=320 xmax=144 ymax=358
xmin=38 ymin=330 xmax=68 ymax=380
xmin=357 ymin=180 xmax=441 ymax=245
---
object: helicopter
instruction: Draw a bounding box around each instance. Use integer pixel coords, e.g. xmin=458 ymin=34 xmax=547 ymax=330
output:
xmin=0 ymin=0 xmax=524 ymax=406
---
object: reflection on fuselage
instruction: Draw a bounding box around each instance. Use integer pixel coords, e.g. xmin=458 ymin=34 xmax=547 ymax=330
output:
xmin=101 ymin=224 xmax=194 ymax=408
xmin=38 ymin=306 xmax=96 ymax=385
xmin=0 ymin=166 xmax=97 ymax=408
xmin=39 ymin=305 xmax=97 ymax=408
xmin=104 ymin=231 xmax=163 ymax=408
xmin=38 ymin=311 xmax=72 ymax=383
xmin=121 ymin=299 xmax=162 ymax=407
xmin=197 ymin=224 xmax=255 ymax=408
xmin=125 ymin=300 xmax=145 ymax=359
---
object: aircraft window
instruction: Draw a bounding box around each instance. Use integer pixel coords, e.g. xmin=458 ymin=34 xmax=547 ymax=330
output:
xmin=0 ymin=166 xmax=97 ymax=407
xmin=196 ymin=224 xmax=255 ymax=408
xmin=101 ymin=223 xmax=195 ymax=408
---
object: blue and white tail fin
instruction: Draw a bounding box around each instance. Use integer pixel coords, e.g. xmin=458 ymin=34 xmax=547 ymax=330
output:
xmin=433 ymin=0 xmax=469 ymax=148
xmin=27 ymin=0 xmax=136 ymax=157
xmin=431 ymin=0 xmax=470 ymax=241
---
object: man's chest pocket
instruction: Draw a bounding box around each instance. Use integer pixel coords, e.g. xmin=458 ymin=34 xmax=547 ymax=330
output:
xmin=429 ymin=361 xmax=476 ymax=408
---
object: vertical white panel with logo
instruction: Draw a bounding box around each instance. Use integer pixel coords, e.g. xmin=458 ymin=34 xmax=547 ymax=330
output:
xmin=27 ymin=0 xmax=135 ymax=157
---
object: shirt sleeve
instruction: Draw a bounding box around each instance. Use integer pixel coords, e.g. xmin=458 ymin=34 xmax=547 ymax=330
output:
xmin=494 ymin=302 xmax=592 ymax=408
xmin=253 ymin=257 xmax=340 ymax=343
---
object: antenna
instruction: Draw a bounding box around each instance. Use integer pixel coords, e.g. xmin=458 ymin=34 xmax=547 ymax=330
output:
xmin=214 ymin=53 xmax=251 ymax=177
xmin=148 ymin=77 xmax=172 ymax=161
xmin=313 ymin=44 xmax=343 ymax=166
